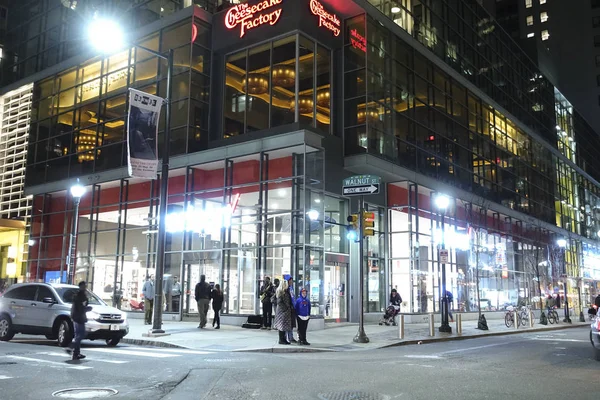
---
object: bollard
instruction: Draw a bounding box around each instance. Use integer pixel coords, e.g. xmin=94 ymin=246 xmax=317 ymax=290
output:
xmin=456 ymin=313 xmax=462 ymax=335
xmin=529 ymin=311 xmax=534 ymax=328
xmin=398 ymin=314 xmax=404 ymax=340
xmin=429 ymin=313 xmax=435 ymax=337
xmin=514 ymin=310 xmax=519 ymax=330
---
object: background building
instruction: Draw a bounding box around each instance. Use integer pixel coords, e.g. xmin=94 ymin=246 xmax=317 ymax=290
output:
xmin=0 ymin=0 xmax=599 ymax=324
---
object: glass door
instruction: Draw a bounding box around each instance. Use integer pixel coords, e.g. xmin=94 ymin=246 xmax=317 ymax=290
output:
xmin=183 ymin=250 xmax=221 ymax=317
xmin=323 ymin=262 xmax=348 ymax=321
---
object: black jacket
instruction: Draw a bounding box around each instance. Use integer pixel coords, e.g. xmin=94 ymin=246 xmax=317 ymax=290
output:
xmin=390 ymin=292 xmax=402 ymax=306
xmin=260 ymin=283 xmax=274 ymax=304
xmin=71 ymin=289 xmax=91 ymax=324
xmin=195 ymin=281 xmax=211 ymax=301
xmin=211 ymin=289 xmax=224 ymax=311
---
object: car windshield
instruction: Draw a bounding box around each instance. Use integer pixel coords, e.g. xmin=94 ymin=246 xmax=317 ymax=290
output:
xmin=55 ymin=288 xmax=106 ymax=305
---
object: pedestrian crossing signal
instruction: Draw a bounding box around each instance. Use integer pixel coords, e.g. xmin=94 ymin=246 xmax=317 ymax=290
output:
xmin=362 ymin=211 xmax=375 ymax=237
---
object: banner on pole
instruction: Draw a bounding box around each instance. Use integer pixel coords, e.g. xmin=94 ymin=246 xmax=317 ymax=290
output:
xmin=127 ymin=89 xmax=163 ymax=179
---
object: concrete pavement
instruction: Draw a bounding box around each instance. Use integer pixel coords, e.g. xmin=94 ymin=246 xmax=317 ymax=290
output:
xmin=121 ymin=316 xmax=590 ymax=352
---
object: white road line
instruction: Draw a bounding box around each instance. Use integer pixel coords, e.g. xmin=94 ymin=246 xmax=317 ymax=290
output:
xmin=5 ymin=355 xmax=92 ymax=370
xmin=530 ymin=338 xmax=587 ymax=343
xmin=0 ymin=375 xmax=12 ymax=379
xmin=403 ymin=355 xmax=442 ymax=359
xmin=439 ymin=342 xmax=507 ymax=355
xmin=124 ymin=347 xmax=213 ymax=355
xmin=38 ymin=352 xmax=129 ymax=364
xmin=555 ymin=347 xmax=567 ymax=350
xmin=84 ymin=348 xmax=179 ymax=358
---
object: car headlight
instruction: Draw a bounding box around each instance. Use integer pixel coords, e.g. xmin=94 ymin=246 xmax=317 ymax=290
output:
xmin=86 ymin=311 xmax=100 ymax=321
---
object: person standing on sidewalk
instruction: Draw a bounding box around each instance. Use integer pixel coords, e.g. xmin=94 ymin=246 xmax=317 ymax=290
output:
xmin=260 ymin=277 xmax=274 ymax=330
xmin=142 ymin=275 xmax=155 ymax=325
xmin=68 ymin=281 xmax=92 ymax=361
xmin=271 ymin=278 xmax=280 ymax=318
xmin=275 ymin=279 xmax=292 ymax=345
xmin=285 ymin=275 xmax=297 ymax=343
xmin=445 ymin=290 xmax=454 ymax=323
xmin=294 ymin=287 xmax=311 ymax=345
xmin=211 ymin=284 xmax=224 ymax=329
xmin=195 ymin=275 xmax=211 ymax=328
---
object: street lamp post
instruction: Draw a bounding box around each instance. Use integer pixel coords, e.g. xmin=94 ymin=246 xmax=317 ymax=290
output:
xmin=89 ymin=19 xmax=173 ymax=334
xmin=436 ymin=194 xmax=452 ymax=333
xmin=67 ymin=183 xmax=86 ymax=285
xmin=557 ymin=238 xmax=571 ymax=324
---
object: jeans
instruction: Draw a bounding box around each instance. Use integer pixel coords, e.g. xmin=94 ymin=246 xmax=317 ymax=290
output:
xmin=262 ymin=301 xmax=272 ymax=327
xmin=71 ymin=322 xmax=86 ymax=356
xmin=213 ymin=308 xmax=221 ymax=327
xmin=197 ymin=299 xmax=210 ymax=327
xmin=296 ymin=317 xmax=309 ymax=342
xmin=144 ymin=299 xmax=154 ymax=324
xmin=286 ymin=330 xmax=294 ymax=341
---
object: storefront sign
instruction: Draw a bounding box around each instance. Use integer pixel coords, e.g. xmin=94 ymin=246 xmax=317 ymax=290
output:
xmin=166 ymin=194 xmax=240 ymax=233
xmin=350 ymin=29 xmax=366 ymax=52
xmin=127 ymin=89 xmax=163 ymax=179
xmin=225 ymin=0 xmax=283 ymax=38
xmin=309 ymin=0 xmax=340 ymax=37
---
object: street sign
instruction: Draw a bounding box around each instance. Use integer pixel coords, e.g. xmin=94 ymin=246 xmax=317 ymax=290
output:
xmin=342 ymin=175 xmax=381 ymax=196
xmin=439 ymin=249 xmax=449 ymax=263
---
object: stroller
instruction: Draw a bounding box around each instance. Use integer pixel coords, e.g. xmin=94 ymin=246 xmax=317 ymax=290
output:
xmin=379 ymin=305 xmax=400 ymax=326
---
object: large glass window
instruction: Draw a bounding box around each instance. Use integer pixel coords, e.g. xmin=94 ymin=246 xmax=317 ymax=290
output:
xmin=223 ymin=34 xmax=332 ymax=138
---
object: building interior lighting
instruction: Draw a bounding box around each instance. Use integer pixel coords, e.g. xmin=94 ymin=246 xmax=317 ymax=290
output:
xmin=391 ymin=6 xmax=401 ymax=13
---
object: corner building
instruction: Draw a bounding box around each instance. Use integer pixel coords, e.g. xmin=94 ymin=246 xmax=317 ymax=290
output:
xmin=9 ymin=0 xmax=600 ymax=324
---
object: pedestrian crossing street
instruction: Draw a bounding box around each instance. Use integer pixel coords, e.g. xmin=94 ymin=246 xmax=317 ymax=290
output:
xmin=0 ymin=346 xmax=216 ymax=378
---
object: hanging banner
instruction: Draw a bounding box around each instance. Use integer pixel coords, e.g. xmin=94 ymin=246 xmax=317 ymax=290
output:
xmin=127 ymin=89 xmax=163 ymax=179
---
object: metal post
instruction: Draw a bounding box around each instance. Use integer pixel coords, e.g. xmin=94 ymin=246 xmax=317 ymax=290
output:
xmin=67 ymin=197 xmax=81 ymax=285
xmin=456 ymin=313 xmax=462 ymax=334
xmin=563 ymin=249 xmax=571 ymax=324
xmin=354 ymin=195 xmax=369 ymax=343
xmin=439 ymin=210 xmax=451 ymax=333
xmin=529 ymin=311 xmax=534 ymax=328
xmin=429 ymin=313 xmax=435 ymax=336
xmin=152 ymin=48 xmax=174 ymax=334
xmin=514 ymin=309 xmax=519 ymax=330
xmin=398 ymin=314 xmax=404 ymax=340
xmin=578 ymin=283 xmax=585 ymax=322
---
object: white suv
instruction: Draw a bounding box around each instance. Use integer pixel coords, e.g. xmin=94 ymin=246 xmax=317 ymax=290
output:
xmin=0 ymin=283 xmax=129 ymax=347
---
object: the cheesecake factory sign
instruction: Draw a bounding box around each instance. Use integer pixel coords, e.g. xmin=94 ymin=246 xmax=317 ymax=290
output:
xmin=309 ymin=0 xmax=340 ymax=37
xmin=225 ymin=0 xmax=283 ymax=38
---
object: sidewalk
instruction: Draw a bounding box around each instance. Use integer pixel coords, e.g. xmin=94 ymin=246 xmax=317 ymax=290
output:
xmin=121 ymin=317 xmax=590 ymax=353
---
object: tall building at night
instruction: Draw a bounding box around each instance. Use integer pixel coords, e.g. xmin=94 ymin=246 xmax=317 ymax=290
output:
xmin=0 ymin=0 xmax=599 ymax=324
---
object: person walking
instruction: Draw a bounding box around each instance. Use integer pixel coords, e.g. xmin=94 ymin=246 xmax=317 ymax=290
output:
xmin=294 ymin=287 xmax=311 ymax=345
xmin=284 ymin=274 xmax=297 ymax=343
xmin=68 ymin=281 xmax=92 ymax=360
xmin=274 ymin=279 xmax=292 ymax=345
xmin=142 ymin=275 xmax=155 ymax=325
xmin=211 ymin=284 xmax=224 ymax=329
xmin=171 ymin=276 xmax=182 ymax=312
xmin=271 ymin=278 xmax=280 ymax=317
xmin=260 ymin=277 xmax=275 ymax=330
xmin=195 ymin=275 xmax=211 ymax=328
xmin=445 ymin=290 xmax=454 ymax=323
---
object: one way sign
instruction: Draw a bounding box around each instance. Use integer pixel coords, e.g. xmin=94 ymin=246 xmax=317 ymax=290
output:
xmin=342 ymin=184 xmax=380 ymax=196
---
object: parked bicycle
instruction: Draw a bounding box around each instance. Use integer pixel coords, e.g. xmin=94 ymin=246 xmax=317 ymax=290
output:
xmin=519 ymin=305 xmax=535 ymax=327
xmin=504 ymin=306 xmax=520 ymax=328
xmin=546 ymin=306 xmax=559 ymax=324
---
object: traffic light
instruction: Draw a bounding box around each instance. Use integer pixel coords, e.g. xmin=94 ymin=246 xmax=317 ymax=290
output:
xmin=362 ymin=211 xmax=375 ymax=237
xmin=346 ymin=214 xmax=359 ymax=241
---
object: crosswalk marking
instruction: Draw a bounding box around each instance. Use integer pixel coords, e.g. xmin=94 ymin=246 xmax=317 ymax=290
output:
xmin=6 ymin=355 xmax=92 ymax=370
xmin=85 ymin=348 xmax=180 ymax=358
xmin=38 ymin=352 xmax=128 ymax=364
xmin=0 ymin=375 xmax=12 ymax=379
xmin=129 ymin=347 xmax=213 ymax=355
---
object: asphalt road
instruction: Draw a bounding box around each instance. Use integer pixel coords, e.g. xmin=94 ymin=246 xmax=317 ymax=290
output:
xmin=0 ymin=326 xmax=598 ymax=400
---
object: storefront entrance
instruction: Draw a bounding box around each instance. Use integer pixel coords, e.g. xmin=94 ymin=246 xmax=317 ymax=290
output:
xmin=323 ymin=255 xmax=348 ymax=322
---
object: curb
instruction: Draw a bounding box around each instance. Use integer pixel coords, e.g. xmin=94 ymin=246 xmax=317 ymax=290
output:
xmin=121 ymin=338 xmax=187 ymax=349
xmin=380 ymin=323 xmax=589 ymax=348
xmin=237 ymin=346 xmax=334 ymax=354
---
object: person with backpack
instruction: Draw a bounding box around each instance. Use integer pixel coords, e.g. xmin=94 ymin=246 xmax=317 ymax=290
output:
xmin=445 ymin=290 xmax=454 ymax=323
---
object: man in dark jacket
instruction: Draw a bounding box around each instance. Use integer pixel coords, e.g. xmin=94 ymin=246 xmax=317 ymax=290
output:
xmin=68 ymin=281 xmax=91 ymax=360
xmin=260 ymin=277 xmax=274 ymax=330
xmin=195 ymin=275 xmax=211 ymax=328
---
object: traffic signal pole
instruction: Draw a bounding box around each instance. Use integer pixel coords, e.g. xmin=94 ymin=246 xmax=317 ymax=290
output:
xmin=354 ymin=195 xmax=370 ymax=343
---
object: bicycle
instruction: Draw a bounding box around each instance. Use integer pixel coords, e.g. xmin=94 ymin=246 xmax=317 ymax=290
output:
xmin=546 ymin=307 xmax=559 ymax=324
xmin=504 ymin=306 xmax=520 ymax=328
xmin=519 ymin=305 xmax=535 ymax=327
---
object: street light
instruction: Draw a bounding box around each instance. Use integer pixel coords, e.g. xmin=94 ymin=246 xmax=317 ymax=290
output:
xmin=556 ymin=238 xmax=572 ymax=323
xmin=435 ymin=194 xmax=452 ymax=333
xmin=89 ymin=18 xmax=174 ymax=334
xmin=67 ymin=183 xmax=86 ymax=284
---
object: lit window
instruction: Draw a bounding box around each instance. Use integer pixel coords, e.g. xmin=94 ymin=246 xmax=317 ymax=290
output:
xmin=527 ymin=15 xmax=534 ymax=26
xmin=525 ymin=0 xmax=532 ymax=8
xmin=541 ymin=30 xmax=550 ymax=40
xmin=527 ymin=32 xmax=535 ymax=38
xmin=540 ymin=0 xmax=546 ymax=4
xmin=540 ymin=12 xmax=548 ymax=22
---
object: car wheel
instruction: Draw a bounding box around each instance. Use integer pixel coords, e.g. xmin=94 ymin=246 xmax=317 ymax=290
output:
xmin=106 ymin=338 xmax=120 ymax=347
xmin=0 ymin=315 xmax=14 ymax=341
xmin=57 ymin=320 xmax=73 ymax=347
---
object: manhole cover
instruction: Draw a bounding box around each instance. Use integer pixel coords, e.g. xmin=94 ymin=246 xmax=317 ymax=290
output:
xmin=52 ymin=388 xmax=118 ymax=398
xmin=318 ymin=391 xmax=390 ymax=400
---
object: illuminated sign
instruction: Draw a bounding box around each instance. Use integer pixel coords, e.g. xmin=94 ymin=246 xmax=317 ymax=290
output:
xmin=225 ymin=0 xmax=283 ymax=38
xmin=166 ymin=194 xmax=240 ymax=233
xmin=350 ymin=29 xmax=366 ymax=52
xmin=310 ymin=0 xmax=340 ymax=37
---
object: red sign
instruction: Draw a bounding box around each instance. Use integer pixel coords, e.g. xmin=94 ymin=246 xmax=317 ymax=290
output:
xmin=350 ymin=29 xmax=366 ymax=52
xmin=225 ymin=0 xmax=283 ymax=38
xmin=310 ymin=0 xmax=340 ymax=37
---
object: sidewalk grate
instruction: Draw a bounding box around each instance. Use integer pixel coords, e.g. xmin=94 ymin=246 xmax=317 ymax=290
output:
xmin=318 ymin=391 xmax=390 ymax=400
